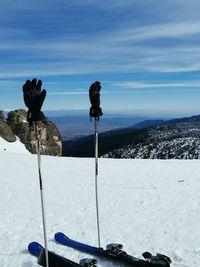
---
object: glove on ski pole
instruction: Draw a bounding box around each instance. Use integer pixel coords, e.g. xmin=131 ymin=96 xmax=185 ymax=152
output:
xmin=89 ymin=81 xmax=103 ymax=248
xmin=89 ymin=81 xmax=103 ymax=120
xmin=23 ymin=78 xmax=46 ymax=126
xmin=22 ymin=78 xmax=49 ymax=267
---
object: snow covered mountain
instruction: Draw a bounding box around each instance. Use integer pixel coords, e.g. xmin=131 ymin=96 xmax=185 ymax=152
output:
xmin=0 ymin=137 xmax=199 ymax=266
xmin=103 ymin=118 xmax=200 ymax=159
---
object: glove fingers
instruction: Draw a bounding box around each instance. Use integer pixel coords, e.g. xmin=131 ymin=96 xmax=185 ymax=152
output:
xmin=36 ymin=80 xmax=42 ymax=92
xmin=22 ymin=80 xmax=31 ymax=93
xmin=37 ymin=89 xmax=46 ymax=110
xmin=22 ymin=78 xmax=47 ymax=124
xmin=94 ymin=81 xmax=101 ymax=90
xmin=41 ymin=89 xmax=46 ymax=96
xmin=31 ymin=78 xmax=37 ymax=91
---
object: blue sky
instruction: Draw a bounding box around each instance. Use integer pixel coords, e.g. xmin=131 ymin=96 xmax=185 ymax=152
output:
xmin=1 ymin=0 xmax=200 ymax=117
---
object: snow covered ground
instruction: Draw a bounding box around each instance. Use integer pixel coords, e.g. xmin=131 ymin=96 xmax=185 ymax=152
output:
xmin=0 ymin=137 xmax=29 ymax=154
xmin=0 ymin=138 xmax=199 ymax=267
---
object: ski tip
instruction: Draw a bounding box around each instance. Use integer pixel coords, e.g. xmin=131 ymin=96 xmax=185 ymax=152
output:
xmin=54 ymin=232 xmax=70 ymax=242
xmin=28 ymin=241 xmax=43 ymax=257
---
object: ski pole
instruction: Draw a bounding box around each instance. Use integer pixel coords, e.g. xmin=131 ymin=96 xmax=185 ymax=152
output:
xmin=89 ymin=81 xmax=103 ymax=248
xmin=34 ymin=122 xmax=49 ymax=267
xmin=94 ymin=118 xmax=101 ymax=248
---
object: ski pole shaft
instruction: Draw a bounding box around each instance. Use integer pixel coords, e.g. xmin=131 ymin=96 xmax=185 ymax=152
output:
xmin=94 ymin=118 xmax=101 ymax=248
xmin=34 ymin=123 xmax=49 ymax=267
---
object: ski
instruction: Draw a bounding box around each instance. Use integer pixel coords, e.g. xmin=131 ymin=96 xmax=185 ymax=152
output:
xmin=28 ymin=241 xmax=97 ymax=267
xmin=54 ymin=232 xmax=172 ymax=267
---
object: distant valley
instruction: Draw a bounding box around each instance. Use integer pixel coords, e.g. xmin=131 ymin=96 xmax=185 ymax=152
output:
xmin=49 ymin=114 xmax=153 ymax=141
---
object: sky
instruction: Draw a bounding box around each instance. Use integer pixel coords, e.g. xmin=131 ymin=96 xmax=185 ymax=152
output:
xmin=1 ymin=0 xmax=200 ymax=117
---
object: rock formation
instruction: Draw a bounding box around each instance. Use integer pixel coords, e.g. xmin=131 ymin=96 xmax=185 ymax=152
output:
xmin=0 ymin=109 xmax=62 ymax=156
xmin=0 ymin=110 xmax=16 ymax=142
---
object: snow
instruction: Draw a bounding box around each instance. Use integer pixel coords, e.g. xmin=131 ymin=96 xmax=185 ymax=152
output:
xmin=0 ymin=138 xmax=199 ymax=267
xmin=0 ymin=137 xmax=29 ymax=154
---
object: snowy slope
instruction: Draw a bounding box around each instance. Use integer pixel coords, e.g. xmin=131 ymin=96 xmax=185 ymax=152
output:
xmin=0 ymin=136 xmax=29 ymax=154
xmin=0 ymin=138 xmax=199 ymax=267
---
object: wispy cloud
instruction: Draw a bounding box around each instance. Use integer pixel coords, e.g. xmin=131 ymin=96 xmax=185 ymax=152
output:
xmin=48 ymin=91 xmax=88 ymax=95
xmin=113 ymin=21 xmax=200 ymax=43
xmin=114 ymin=81 xmax=200 ymax=89
xmin=1 ymin=1 xmax=200 ymax=79
xmin=1 ymin=22 xmax=200 ymax=78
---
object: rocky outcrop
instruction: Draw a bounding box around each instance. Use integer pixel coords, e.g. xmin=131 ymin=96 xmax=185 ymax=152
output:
xmin=24 ymin=120 xmax=62 ymax=156
xmin=0 ymin=111 xmax=16 ymax=142
xmin=6 ymin=109 xmax=62 ymax=156
xmin=6 ymin=109 xmax=29 ymax=144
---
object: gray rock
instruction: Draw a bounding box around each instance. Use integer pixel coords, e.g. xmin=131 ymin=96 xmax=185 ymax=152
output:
xmin=0 ymin=110 xmax=16 ymax=142
xmin=7 ymin=109 xmax=62 ymax=155
xmin=0 ymin=110 xmax=4 ymax=121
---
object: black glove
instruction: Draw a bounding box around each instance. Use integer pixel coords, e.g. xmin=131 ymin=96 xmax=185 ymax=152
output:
xmin=22 ymin=78 xmax=46 ymax=126
xmin=89 ymin=81 xmax=103 ymax=119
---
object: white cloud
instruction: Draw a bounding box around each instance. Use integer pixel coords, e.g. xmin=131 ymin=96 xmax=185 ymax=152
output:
xmin=114 ymin=81 xmax=200 ymax=89
xmin=112 ymin=21 xmax=200 ymax=43
xmin=48 ymin=91 xmax=88 ymax=95
xmin=1 ymin=1 xmax=200 ymax=78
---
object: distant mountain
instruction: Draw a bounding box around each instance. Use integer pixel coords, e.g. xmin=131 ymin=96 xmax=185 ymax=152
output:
xmin=62 ymin=127 xmax=144 ymax=157
xmin=130 ymin=119 xmax=165 ymax=129
xmin=62 ymin=118 xmax=163 ymax=157
xmin=63 ymin=114 xmax=200 ymax=159
xmin=168 ymin=114 xmax=200 ymax=124
xmin=104 ymin=114 xmax=200 ymax=159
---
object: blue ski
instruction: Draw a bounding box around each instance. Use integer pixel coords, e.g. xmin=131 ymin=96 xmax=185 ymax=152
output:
xmin=54 ymin=232 xmax=172 ymax=267
xmin=28 ymin=241 xmax=97 ymax=267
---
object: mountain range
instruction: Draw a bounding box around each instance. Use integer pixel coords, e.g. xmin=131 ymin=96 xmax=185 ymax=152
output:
xmin=62 ymin=114 xmax=200 ymax=159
